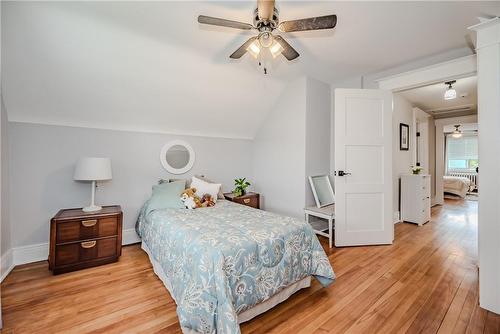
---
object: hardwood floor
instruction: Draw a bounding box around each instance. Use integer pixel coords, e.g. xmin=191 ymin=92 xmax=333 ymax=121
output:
xmin=2 ymin=199 xmax=499 ymax=333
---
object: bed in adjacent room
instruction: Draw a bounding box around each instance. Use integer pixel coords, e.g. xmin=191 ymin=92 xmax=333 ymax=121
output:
xmin=443 ymin=175 xmax=471 ymax=198
xmin=136 ymin=197 xmax=335 ymax=334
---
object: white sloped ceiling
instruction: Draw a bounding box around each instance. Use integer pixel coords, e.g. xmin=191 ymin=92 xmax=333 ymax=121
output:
xmin=2 ymin=1 xmax=499 ymax=139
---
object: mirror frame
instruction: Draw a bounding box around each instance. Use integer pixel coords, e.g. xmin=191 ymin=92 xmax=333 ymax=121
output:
xmin=160 ymin=140 xmax=195 ymax=175
xmin=308 ymin=175 xmax=335 ymax=208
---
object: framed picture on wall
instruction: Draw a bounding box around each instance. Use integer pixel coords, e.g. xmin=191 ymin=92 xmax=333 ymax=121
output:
xmin=400 ymin=123 xmax=409 ymax=151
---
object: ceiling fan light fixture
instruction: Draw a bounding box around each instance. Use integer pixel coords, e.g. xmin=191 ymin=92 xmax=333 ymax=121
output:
xmin=198 ymin=1 xmax=338 ymax=65
xmin=246 ymin=39 xmax=261 ymax=58
xmin=258 ymin=32 xmax=274 ymax=48
xmin=444 ymin=80 xmax=457 ymax=100
xmin=269 ymin=39 xmax=284 ymax=58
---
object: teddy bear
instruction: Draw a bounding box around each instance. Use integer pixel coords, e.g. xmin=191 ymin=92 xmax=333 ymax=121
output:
xmin=200 ymin=194 xmax=215 ymax=207
xmin=181 ymin=188 xmax=202 ymax=209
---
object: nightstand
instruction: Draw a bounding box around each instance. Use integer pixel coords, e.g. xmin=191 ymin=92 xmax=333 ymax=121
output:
xmin=49 ymin=205 xmax=123 ymax=274
xmin=224 ymin=192 xmax=260 ymax=209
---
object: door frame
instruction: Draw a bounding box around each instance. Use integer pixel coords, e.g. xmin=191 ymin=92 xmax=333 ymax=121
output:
xmin=375 ymin=54 xmax=478 ymax=206
xmin=434 ymin=115 xmax=478 ymax=205
xmin=375 ymin=55 xmax=476 ymax=92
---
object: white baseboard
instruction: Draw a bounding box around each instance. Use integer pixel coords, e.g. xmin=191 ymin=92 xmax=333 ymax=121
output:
xmin=1 ymin=249 xmax=14 ymax=282
xmin=0 ymin=228 xmax=141 ymax=282
xmin=13 ymin=242 xmax=49 ymax=265
xmin=393 ymin=211 xmax=401 ymax=225
xmin=123 ymin=228 xmax=141 ymax=245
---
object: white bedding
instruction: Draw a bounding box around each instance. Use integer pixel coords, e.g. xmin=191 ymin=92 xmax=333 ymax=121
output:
xmin=444 ymin=175 xmax=471 ymax=198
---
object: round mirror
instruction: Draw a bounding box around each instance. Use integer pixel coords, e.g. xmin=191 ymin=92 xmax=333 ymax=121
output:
xmin=160 ymin=140 xmax=195 ymax=174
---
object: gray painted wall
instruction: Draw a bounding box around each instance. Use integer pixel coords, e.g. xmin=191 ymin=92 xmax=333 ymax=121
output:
xmin=392 ymin=94 xmax=415 ymax=220
xmin=305 ymin=78 xmax=331 ymax=207
xmin=4 ymin=76 xmax=331 ymax=252
xmin=253 ymin=78 xmax=307 ymax=218
xmin=8 ymin=122 xmax=253 ymax=248
xmin=253 ymin=76 xmax=331 ymax=218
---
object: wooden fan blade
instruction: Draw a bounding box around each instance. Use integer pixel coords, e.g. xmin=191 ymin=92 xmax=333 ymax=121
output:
xmin=230 ymin=37 xmax=258 ymax=59
xmin=198 ymin=15 xmax=254 ymax=30
xmin=257 ymin=0 xmax=275 ymax=21
xmin=274 ymin=36 xmax=299 ymax=61
xmin=278 ymin=15 xmax=337 ymax=32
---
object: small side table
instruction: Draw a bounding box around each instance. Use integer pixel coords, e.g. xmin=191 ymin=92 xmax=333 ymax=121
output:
xmin=49 ymin=205 xmax=123 ymax=274
xmin=305 ymin=205 xmax=335 ymax=248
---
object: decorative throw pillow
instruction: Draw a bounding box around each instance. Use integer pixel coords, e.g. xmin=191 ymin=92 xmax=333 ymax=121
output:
xmin=191 ymin=176 xmax=221 ymax=203
xmin=165 ymin=175 xmax=224 ymax=199
xmin=193 ymin=175 xmax=225 ymax=199
xmin=147 ymin=180 xmax=186 ymax=212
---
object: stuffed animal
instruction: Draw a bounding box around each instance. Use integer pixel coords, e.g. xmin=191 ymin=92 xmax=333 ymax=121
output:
xmin=181 ymin=188 xmax=202 ymax=209
xmin=200 ymin=194 xmax=215 ymax=207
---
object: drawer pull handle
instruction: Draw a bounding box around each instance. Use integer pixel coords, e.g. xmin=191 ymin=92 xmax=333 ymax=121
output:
xmin=81 ymin=220 xmax=97 ymax=227
xmin=243 ymin=199 xmax=251 ymax=204
xmin=81 ymin=241 xmax=96 ymax=249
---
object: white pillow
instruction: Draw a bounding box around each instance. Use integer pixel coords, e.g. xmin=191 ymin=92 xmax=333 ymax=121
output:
xmin=191 ymin=176 xmax=221 ymax=203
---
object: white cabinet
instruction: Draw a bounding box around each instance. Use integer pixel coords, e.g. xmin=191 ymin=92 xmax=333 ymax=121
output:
xmin=401 ymin=174 xmax=431 ymax=226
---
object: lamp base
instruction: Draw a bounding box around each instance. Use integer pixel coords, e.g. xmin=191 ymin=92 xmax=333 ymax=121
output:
xmin=82 ymin=205 xmax=102 ymax=212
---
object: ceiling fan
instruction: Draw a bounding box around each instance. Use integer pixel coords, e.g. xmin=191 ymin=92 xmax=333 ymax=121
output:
xmin=197 ymin=0 xmax=337 ymax=62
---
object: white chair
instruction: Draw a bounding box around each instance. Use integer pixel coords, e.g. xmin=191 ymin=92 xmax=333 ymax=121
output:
xmin=305 ymin=205 xmax=335 ymax=248
xmin=306 ymin=175 xmax=335 ymax=248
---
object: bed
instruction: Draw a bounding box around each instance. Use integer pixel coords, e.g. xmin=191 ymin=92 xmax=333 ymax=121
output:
xmin=444 ymin=175 xmax=471 ymax=198
xmin=136 ymin=200 xmax=335 ymax=334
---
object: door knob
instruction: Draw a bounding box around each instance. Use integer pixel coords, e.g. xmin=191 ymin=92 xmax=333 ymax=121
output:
xmin=336 ymin=170 xmax=351 ymax=176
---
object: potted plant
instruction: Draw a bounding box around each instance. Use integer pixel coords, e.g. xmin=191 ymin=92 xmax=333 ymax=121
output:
xmin=411 ymin=166 xmax=423 ymax=175
xmin=233 ymin=178 xmax=251 ymax=197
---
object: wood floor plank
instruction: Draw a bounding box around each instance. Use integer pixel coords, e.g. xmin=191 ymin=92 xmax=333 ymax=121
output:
xmin=2 ymin=199 xmax=500 ymax=334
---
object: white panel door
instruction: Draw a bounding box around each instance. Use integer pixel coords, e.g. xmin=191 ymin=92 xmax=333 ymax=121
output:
xmin=334 ymin=89 xmax=393 ymax=246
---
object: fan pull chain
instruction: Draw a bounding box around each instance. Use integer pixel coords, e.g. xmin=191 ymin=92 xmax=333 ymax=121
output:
xmin=259 ymin=54 xmax=267 ymax=74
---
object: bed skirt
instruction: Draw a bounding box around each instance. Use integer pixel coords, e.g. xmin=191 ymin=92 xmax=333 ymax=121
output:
xmin=141 ymin=241 xmax=311 ymax=331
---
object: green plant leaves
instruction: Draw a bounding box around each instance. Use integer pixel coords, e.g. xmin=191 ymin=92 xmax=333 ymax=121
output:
xmin=233 ymin=177 xmax=251 ymax=196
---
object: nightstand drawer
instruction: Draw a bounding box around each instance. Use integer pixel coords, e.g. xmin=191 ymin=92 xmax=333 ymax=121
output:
xmin=233 ymin=196 xmax=259 ymax=209
xmin=224 ymin=192 xmax=260 ymax=209
xmin=56 ymin=217 xmax=118 ymax=244
xmin=55 ymin=237 xmax=118 ymax=266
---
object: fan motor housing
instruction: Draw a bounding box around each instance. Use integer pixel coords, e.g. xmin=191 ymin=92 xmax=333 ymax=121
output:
xmin=253 ymin=7 xmax=279 ymax=31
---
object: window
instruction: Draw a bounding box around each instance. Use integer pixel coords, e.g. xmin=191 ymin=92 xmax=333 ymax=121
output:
xmin=446 ymin=133 xmax=478 ymax=173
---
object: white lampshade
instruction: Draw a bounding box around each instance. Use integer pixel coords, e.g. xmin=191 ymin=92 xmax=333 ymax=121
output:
xmin=74 ymin=157 xmax=112 ymax=181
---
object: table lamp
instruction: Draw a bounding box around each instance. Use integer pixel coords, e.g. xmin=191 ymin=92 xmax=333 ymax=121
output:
xmin=73 ymin=157 xmax=112 ymax=212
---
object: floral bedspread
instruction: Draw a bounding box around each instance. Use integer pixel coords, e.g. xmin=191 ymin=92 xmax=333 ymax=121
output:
xmin=137 ymin=200 xmax=335 ymax=334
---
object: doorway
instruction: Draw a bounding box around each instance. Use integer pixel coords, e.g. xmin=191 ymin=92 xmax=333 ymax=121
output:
xmin=397 ymin=75 xmax=478 ymax=206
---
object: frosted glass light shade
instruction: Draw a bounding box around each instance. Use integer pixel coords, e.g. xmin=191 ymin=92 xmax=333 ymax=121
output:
xmin=269 ymin=40 xmax=284 ymax=58
xmin=247 ymin=40 xmax=261 ymax=58
xmin=444 ymin=88 xmax=457 ymax=100
xmin=74 ymin=157 xmax=112 ymax=181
